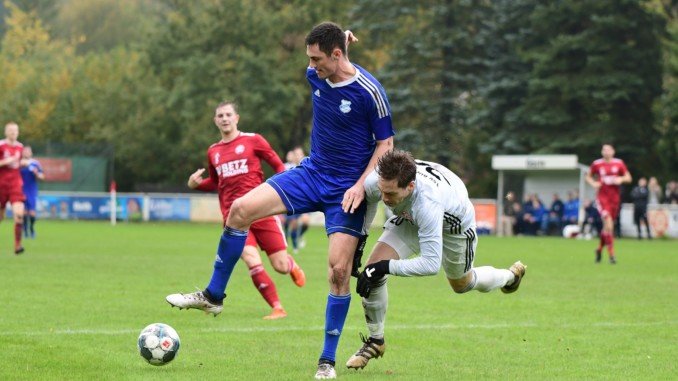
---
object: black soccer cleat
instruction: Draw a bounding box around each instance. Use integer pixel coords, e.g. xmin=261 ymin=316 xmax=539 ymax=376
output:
xmin=14 ymin=247 xmax=25 ymax=255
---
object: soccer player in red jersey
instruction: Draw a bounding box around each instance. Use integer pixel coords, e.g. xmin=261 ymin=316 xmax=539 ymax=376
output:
xmin=167 ymin=101 xmax=306 ymax=319
xmin=586 ymin=144 xmax=632 ymax=264
xmin=0 ymin=122 xmax=26 ymax=255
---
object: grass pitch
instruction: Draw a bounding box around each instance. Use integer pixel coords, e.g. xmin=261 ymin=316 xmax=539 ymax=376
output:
xmin=0 ymin=220 xmax=676 ymax=380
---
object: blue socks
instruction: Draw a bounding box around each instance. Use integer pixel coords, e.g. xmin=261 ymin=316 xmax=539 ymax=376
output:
xmin=291 ymin=229 xmax=299 ymax=250
xmin=319 ymin=293 xmax=351 ymax=364
xmin=205 ymin=226 xmax=248 ymax=301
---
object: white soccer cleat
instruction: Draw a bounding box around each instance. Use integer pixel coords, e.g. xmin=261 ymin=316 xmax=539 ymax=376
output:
xmin=346 ymin=333 xmax=385 ymax=370
xmin=314 ymin=363 xmax=337 ymax=379
xmin=166 ymin=291 xmax=223 ymax=316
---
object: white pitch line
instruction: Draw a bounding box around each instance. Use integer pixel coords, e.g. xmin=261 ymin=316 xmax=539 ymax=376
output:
xmin=0 ymin=320 xmax=675 ymax=336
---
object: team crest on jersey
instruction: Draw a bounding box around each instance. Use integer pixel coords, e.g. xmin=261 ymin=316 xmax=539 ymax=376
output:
xmin=235 ymin=144 xmax=245 ymax=155
xmin=339 ymin=99 xmax=352 ymax=113
xmin=213 ymin=153 xmax=220 ymax=165
xmin=400 ymin=211 xmax=413 ymax=223
xmin=611 ymin=166 xmax=618 ymax=173
xmin=314 ymin=89 xmax=320 ymax=97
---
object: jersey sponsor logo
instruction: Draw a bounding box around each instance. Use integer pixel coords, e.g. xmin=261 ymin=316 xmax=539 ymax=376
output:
xmin=216 ymin=159 xmax=249 ymax=178
xmin=601 ymin=175 xmax=618 ymax=185
xmin=314 ymin=89 xmax=320 ymax=97
xmin=339 ymin=99 xmax=352 ymax=113
xmin=235 ymin=144 xmax=245 ymax=155
xmin=326 ymin=329 xmax=340 ymax=336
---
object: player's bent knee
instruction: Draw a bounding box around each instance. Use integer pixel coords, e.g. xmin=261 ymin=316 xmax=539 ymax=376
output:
xmin=330 ymin=265 xmax=351 ymax=287
xmin=448 ymin=273 xmax=474 ymax=294
xmin=227 ymin=199 xmax=252 ymax=227
xmin=268 ymin=252 xmax=289 ymax=273
xmin=451 ymin=283 xmax=472 ymax=294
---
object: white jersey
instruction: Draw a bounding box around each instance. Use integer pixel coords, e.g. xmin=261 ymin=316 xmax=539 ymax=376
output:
xmin=363 ymin=160 xmax=476 ymax=277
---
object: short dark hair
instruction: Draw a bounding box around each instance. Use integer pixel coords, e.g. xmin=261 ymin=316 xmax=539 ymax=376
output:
xmin=376 ymin=150 xmax=417 ymax=188
xmin=216 ymin=100 xmax=239 ymax=114
xmin=305 ymin=22 xmax=346 ymax=57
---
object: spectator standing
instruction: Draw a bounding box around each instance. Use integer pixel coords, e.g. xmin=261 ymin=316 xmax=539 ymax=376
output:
xmin=630 ymin=177 xmax=652 ymax=239
xmin=648 ymin=177 xmax=662 ymax=205
xmin=665 ymin=181 xmax=678 ymax=204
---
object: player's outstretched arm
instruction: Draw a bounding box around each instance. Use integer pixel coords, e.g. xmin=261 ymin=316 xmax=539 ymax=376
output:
xmin=188 ymin=168 xmax=217 ymax=192
xmin=344 ymin=30 xmax=358 ymax=47
xmin=187 ymin=168 xmax=206 ymax=189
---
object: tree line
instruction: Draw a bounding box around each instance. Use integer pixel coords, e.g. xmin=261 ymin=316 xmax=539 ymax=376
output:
xmin=0 ymin=0 xmax=675 ymax=196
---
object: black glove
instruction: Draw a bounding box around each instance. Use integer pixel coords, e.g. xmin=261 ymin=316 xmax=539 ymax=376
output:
xmin=351 ymin=234 xmax=369 ymax=278
xmin=356 ymin=260 xmax=390 ymax=298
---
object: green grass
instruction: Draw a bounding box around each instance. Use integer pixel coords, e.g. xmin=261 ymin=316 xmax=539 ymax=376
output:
xmin=0 ymin=220 xmax=676 ymax=380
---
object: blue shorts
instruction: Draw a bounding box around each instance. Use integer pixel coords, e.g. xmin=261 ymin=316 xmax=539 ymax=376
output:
xmin=267 ymin=165 xmax=366 ymax=237
xmin=24 ymin=196 xmax=37 ymax=212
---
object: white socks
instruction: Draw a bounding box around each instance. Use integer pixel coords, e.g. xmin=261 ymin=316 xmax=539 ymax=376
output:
xmin=362 ymin=279 xmax=388 ymax=339
xmin=471 ymin=266 xmax=514 ymax=293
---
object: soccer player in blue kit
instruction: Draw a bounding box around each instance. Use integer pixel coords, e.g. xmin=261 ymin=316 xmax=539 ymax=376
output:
xmin=20 ymin=146 xmax=44 ymax=238
xmin=166 ymin=22 xmax=394 ymax=379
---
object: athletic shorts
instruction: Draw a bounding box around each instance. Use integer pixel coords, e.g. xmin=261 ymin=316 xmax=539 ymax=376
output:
xmin=0 ymin=185 xmax=25 ymax=207
xmin=266 ymin=165 xmax=366 ymax=237
xmin=24 ymin=196 xmax=38 ymax=212
xmin=245 ymin=215 xmax=288 ymax=255
xmin=596 ymin=198 xmax=620 ymax=220
xmin=377 ymin=215 xmax=477 ymax=280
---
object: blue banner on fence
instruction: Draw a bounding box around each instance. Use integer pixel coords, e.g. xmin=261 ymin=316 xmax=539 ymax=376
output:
xmin=32 ymin=195 xmax=144 ymax=220
xmin=148 ymin=197 xmax=190 ymax=221
xmin=7 ymin=193 xmax=192 ymax=222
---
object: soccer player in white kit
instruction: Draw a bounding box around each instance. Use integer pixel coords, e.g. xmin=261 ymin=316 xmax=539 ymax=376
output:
xmin=346 ymin=149 xmax=526 ymax=370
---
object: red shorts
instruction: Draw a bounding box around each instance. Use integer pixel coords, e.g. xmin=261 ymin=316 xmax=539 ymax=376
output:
xmin=245 ymin=215 xmax=288 ymax=255
xmin=597 ymin=198 xmax=620 ymax=220
xmin=0 ymin=185 xmax=25 ymax=207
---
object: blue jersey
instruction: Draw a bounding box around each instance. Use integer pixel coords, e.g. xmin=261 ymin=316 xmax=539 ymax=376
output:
xmin=305 ymin=64 xmax=394 ymax=181
xmin=21 ymin=159 xmax=43 ymax=199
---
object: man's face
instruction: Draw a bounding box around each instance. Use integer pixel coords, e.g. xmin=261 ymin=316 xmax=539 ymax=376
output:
xmin=293 ymin=147 xmax=304 ymax=163
xmin=22 ymin=146 xmax=32 ymax=158
xmin=639 ymin=178 xmax=647 ymax=187
xmin=214 ymin=104 xmax=239 ymax=135
xmin=601 ymin=144 xmax=615 ymax=159
xmin=306 ymin=44 xmax=339 ymax=79
xmin=5 ymin=123 xmax=19 ymax=141
xmin=378 ymin=177 xmax=414 ymax=208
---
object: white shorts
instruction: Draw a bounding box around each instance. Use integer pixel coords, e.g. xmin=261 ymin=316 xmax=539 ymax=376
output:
xmin=377 ymin=216 xmax=477 ymax=280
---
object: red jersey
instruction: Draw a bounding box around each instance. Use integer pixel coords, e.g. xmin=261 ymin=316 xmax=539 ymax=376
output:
xmin=589 ymin=158 xmax=628 ymax=205
xmin=197 ymin=132 xmax=285 ymax=220
xmin=0 ymin=139 xmax=24 ymax=189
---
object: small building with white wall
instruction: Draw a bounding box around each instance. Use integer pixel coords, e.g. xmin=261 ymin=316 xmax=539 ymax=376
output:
xmin=492 ymin=155 xmax=595 ymax=236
